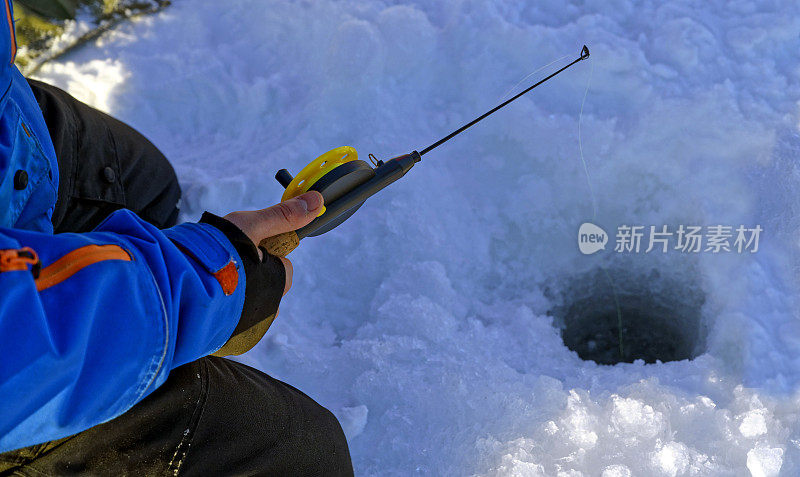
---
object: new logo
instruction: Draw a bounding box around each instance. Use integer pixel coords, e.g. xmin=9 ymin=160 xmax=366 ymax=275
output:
xmin=578 ymin=222 xmax=608 ymax=255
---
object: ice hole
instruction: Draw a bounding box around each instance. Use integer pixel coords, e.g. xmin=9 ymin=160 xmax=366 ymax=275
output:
xmin=549 ymin=266 xmax=708 ymax=365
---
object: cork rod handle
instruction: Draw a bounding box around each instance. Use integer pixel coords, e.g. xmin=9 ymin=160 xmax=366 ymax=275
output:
xmin=259 ymin=231 xmax=300 ymax=258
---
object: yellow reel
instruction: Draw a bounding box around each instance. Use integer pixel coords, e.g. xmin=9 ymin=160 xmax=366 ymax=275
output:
xmin=281 ymin=146 xmax=360 ymax=216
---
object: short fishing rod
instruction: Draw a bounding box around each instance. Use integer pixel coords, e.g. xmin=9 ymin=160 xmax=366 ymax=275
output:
xmin=261 ymin=45 xmax=590 ymax=257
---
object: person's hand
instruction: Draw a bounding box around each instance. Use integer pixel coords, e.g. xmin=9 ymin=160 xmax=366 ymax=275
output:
xmin=223 ymin=191 xmax=323 ymax=295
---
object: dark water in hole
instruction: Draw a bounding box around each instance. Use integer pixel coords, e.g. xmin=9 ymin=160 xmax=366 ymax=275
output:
xmin=562 ymin=306 xmax=694 ymax=365
xmin=550 ymin=267 xmax=708 ymax=365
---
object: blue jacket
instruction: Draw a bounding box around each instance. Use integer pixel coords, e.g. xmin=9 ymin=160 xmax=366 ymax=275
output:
xmin=0 ymin=1 xmax=247 ymax=452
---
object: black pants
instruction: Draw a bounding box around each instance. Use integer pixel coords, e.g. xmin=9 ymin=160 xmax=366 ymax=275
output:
xmin=0 ymin=81 xmax=353 ymax=476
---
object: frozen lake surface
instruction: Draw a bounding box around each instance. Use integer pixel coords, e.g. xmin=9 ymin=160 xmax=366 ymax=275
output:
xmin=36 ymin=0 xmax=800 ymax=474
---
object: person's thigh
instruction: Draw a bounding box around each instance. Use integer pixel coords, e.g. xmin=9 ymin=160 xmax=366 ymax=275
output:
xmin=26 ymin=79 xmax=181 ymax=233
xmin=0 ymin=357 xmax=353 ymax=476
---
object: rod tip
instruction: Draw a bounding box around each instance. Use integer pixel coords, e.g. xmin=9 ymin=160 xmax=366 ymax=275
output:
xmin=580 ymin=45 xmax=590 ymax=60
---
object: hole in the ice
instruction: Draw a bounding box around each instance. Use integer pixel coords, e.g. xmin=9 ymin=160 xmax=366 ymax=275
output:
xmin=549 ymin=266 xmax=708 ymax=365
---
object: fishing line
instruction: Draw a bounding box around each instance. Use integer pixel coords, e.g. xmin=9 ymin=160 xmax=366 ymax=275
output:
xmin=492 ymin=51 xmax=622 ymax=360
xmin=578 ymin=55 xmax=597 ymax=222
xmin=493 ymin=52 xmax=581 ymax=246
xmin=575 ymin=55 xmax=626 ymax=360
xmin=496 ymin=55 xmax=571 ymax=103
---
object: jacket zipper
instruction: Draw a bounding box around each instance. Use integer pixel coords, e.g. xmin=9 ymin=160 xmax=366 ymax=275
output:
xmin=0 ymin=244 xmax=132 ymax=291
xmin=4 ymin=0 xmax=15 ymax=63
xmin=34 ymin=244 xmax=132 ymax=291
xmin=0 ymin=247 xmax=39 ymax=273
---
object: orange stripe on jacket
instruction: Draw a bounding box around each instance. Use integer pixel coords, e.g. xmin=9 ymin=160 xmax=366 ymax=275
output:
xmin=36 ymin=245 xmax=132 ymax=291
xmin=4 ymin=0 xmax=14 ymax=63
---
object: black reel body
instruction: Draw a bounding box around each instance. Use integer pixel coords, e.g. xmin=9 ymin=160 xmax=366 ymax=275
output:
xmin=306 ymin=159 xmax=373 ymax=236
xmin=275 ymin=147 xmax=420 ymax=239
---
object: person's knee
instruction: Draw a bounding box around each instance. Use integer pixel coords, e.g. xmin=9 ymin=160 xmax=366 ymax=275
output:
xmin=315 ymin=403 xmax=352 ymax=463
xmin=195 ymin=358 xmax=354 ymax=475
xmin=289 ymin=392 xmax=353 ymax=474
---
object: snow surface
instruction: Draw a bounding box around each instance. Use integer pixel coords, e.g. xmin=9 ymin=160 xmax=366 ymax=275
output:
xmin=34 ymin=0 xmax=800 ymax=475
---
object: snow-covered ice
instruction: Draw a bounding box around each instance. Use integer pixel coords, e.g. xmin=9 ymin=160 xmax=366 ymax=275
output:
xmin=35 ymin=0 xmax=800 ymax=475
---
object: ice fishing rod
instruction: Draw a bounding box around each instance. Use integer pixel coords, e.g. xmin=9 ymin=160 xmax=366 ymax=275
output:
xmin=261 ymin=45 xmax=590 ymax=257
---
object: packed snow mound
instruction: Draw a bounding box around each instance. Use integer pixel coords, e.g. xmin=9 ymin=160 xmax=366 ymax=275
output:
xmin=35 ymin=0 xmax=800 ymax=475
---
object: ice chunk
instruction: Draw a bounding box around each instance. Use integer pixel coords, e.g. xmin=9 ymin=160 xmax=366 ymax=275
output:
xmin=338 ymin=405 xmax=369 ymax=440
xmin=651 ymin=442 xmax=690 ymax=477
xmin=739 ymin=409 xmax=768 ymax=438
xmin=601 ymin=465 xmax=631 ymax=477
xmin=746 ymin=446 xmax=783 ymax=477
